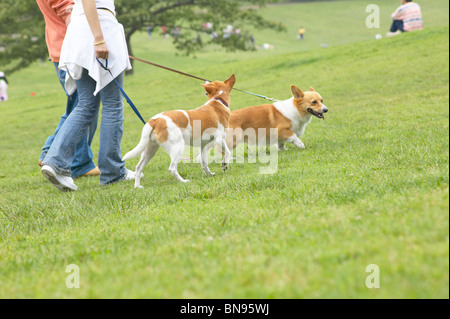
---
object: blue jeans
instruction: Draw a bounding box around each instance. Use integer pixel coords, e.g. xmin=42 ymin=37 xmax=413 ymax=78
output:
xmin=390 ymin=20 xmax=405 ymax=33
xmin=43 ymin=68 xmax=126 ymax=185
xmin=40 ymin=63 xmax=98 ymax=178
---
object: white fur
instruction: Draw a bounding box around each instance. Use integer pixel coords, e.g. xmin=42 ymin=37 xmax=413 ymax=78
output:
xmin=272 ymin=97 xmax=317 ymax=149
xmin=123 ymin=124 xmax=153 ymax=161
xmin=123 ymin=110 xmax=231 ymax=188
xmin=214 ymin=99 xmax=228 ymax=109
xmin=273 ymin=97 xmax=313 ymax=138
xmin=196 ymin=98 xmax=229 ymax=110
xmin=178 ymin=110 xmax=192 ymax=144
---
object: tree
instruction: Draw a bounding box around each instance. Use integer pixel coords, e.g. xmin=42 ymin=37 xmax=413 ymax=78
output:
xmin=0 ymin=1 xmax=47 ymax=74
xmin=0 ymin=0 xmax=285 ymax=75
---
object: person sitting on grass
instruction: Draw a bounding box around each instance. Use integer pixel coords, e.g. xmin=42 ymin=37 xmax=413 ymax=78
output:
xmin=387 ymin=0 xmax=424 ymax=37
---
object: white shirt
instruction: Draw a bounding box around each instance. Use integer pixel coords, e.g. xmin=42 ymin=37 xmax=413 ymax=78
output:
xmin=59 ymin=0 xmax=132 ymax=95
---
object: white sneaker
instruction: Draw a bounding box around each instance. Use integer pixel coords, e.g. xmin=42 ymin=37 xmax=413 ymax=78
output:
xmin=123 ymin=168 xmax=144 ymax=181
xmin=41 ymin=165 xmax=78 ymax=192
xmin=386 ymin=30 xmax=402 ymax=38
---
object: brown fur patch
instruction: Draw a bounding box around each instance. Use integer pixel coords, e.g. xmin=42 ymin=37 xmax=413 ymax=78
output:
xmin=228 ymin=104 xmax=294 ymax=147
xmin=230 ymin=104 xmax=292 ymax=133
xmin=163 ymin=111 xmax=189 ymax=129
xmin=148 ymin=118 xmax=169 ymax=144
xmin=293 ymin=91 xmax=325 ymax=117
xmin=227 ymin=87 xmax=326 ymax=149
xmin=148 ymin=75 xmax=235 ymax=144
xmin=187 ymin=101 xmax=231 ymax=140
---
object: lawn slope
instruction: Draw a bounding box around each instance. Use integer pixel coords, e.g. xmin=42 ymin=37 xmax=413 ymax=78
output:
xmin=0 ymin=24 xmax=448 ymax=298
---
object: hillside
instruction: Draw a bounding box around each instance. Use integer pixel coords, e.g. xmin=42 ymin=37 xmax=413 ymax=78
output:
xmin=0 ymin=4 xmax=448 ymax=299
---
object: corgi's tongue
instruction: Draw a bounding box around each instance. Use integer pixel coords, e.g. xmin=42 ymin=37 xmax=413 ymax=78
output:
xmin=307 ymin=108 xmax=325 ymax=120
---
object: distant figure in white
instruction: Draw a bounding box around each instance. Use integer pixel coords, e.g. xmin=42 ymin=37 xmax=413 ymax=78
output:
xmin=0 ymin=72 xmax=8 ymax=102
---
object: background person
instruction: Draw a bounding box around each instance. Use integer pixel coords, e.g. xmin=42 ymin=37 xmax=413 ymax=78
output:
xmin=147 ymin=25 xmax=153 ymax=40
xmin=298 ymin=26 xmax=306 ymax=40
xmin=41 ymin=0 xmax=138 ymax=191
xmin=0 ymin=71 xmax=8 ymax=102
xmin=387 ymin=0 xmax=424 ymax=37
xmin=36 ymin=0 xmax=100 ymax=178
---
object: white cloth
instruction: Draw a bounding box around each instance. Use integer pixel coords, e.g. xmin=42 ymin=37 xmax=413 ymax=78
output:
xmin=72 ymin=0 xmax=115 ymax=15
xmin=59 ymin=0 xmax=132 ymax=96
xmin=0 ymin=79 xmax=8 ymax=96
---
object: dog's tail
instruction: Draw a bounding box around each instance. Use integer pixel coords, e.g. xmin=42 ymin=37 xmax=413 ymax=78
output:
xmin=123 ymin=124 xmax=153 ymax=161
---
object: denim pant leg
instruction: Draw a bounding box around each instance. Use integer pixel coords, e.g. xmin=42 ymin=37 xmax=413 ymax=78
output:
xmin=39 ymin=63 xmax=75 ymax=161
xmin=40 ymin=63 xmax=98 ymax=178
xmin=43 ymin=69 xmax=101 ymax=177
xmin=98 ymin=72 xmax=126 ymax=185
xmin=390 ymin=20 xmax=405 ymax=32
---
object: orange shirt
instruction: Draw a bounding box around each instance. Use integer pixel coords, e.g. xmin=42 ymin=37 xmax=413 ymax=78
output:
xmin=36 ymin=0 xmax=74 ymax=62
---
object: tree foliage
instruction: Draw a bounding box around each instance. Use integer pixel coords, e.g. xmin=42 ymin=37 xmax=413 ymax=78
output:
xmin=0 ymin=0 xmax=285 ymax=75
xmin=0 ymin=0 xmax=47 ymax=73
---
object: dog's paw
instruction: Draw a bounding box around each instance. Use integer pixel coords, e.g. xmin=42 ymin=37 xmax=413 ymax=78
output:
xmin=135 ymin=185 xmax=144 ymax=189
xmin=203 ymin=167 xmax=215 ymax=176
xmin=295 ymin=142 xmax=306 ymax=149
xmin=222 ymin=163 xmax=229 ymax=171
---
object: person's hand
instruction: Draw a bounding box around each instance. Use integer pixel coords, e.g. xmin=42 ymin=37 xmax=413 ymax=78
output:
xmin=95 ymin=41 xmax=109 ymax=60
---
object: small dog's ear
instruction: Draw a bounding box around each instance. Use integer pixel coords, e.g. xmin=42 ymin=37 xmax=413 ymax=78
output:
xmin=291 ymin=85 xmax=304 ymax=99
xmin=225 ymin=74 xmax=236 ymax=89
xmin=309 ymin=87 xmax=316 ymax=92
xmin=202 ymin=82 xmax=215 ymax=96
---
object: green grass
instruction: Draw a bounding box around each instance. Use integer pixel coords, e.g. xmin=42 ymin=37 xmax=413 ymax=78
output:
xmin=125 ymin=0 xmax=450 ymax=67
xmin=0 ymin=1 xmax=449 ymax=299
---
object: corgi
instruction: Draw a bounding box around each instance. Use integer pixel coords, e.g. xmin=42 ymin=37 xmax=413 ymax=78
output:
xmin=123 ymin=75 xmax=236 ymax=188
xmin=226 ymin=86 xmax=328 ymax=151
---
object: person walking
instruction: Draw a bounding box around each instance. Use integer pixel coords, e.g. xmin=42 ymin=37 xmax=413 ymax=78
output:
xmin=36 ymin=0 xmax=100 ymax=178
xmin=41 ymin=0 xmax=139 ymax=191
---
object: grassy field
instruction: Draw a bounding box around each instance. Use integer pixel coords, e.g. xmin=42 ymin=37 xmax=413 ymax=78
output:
xmin=0 ymin=1 xmax=449 ymax=299
xmin=124 ymin=0 xmax=450 ymax=67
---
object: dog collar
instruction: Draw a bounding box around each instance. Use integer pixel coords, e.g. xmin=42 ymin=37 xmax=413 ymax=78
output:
xmin=215 ymin=97 xmax=229 ymax=108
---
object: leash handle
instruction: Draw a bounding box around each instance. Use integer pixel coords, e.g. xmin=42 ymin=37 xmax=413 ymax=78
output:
xmin=97 ymin=59 xmax=147 ymax=125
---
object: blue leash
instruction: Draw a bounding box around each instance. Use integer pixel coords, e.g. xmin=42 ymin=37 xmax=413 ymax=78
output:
xmin=97 ymin=58 xmax=147 ymax=125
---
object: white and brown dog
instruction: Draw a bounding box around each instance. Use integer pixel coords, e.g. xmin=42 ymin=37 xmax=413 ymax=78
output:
xmin=226 ymin=86 xmax=328 ymax=151
xmin=123 ymin=75 xmax=236 ymax=188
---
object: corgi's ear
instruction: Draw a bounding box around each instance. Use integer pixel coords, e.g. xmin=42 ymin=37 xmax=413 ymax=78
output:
xmin=202 ymin=82 xmax=215 ymax=95
xmin=291 ymin=85 xmax=304 ymax=99
xmin=225 ymin=74 xmax=236 ymax=89
xmin=309 ymin=87 xmax=316 ymax=92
